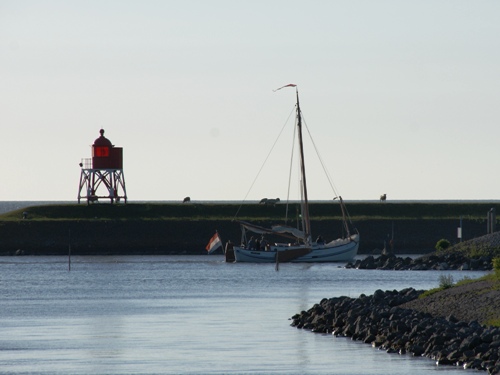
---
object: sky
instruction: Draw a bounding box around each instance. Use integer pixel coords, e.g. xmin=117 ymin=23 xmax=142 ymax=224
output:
xmin=1 ymin=0 xmax=500 ymax=202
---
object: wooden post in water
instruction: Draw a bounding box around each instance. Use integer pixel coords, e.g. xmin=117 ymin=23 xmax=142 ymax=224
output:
xmin=68 ymin=230 xmax=71 ymax=272
xmin=391 ymin=221 xmax=394 ymax=252
xmin=458 ymin=216 xmax=463 ymax=242
xmin=487 ymin=208 xmax=496 ymax=234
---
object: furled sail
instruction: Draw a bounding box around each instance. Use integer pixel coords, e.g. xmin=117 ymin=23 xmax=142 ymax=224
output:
xmin=237 ymin=221 xmax=274 ymax=235
xmin=271 ymin=225 xmax=305 ymax=240
xmin=237 ymin=221 xmax=301 ymax=241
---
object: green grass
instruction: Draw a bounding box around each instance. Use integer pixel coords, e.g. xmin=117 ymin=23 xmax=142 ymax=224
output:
xmin=419 ymin=287 xmax=443 ymax=298
xmin=0 ymin=203 xmax=242 ymax=221
xmin=419 ymin=272 xmax=500 ymax=299
xmin=418 ymin=272 xmax=500 ymax=327
xmin=486 ymin=318 xmax=500 ymax=327
xmin=1 ymin=201 xmax=497 ymax=222
xmin=439 ymin=243 xmax=500 ymax=261
xmin=418 ymin=274 xmax=458 ymax=298
xmin=455 ymin=276 xmax=474 ymax=286
xmin=494 ymin=257 xmax=500 ymax=273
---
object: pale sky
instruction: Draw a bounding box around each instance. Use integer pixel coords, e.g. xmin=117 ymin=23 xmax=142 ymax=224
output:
xmin=1 ymin=0 xmax=499 ymax=202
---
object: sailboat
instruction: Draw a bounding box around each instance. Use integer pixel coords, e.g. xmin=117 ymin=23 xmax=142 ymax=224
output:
xmin=231 ymin=85 xmax=359 ymax=263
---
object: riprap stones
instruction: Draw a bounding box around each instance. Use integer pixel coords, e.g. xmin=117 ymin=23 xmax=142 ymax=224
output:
xmin=290 ymin=288 xmax=500 ymax=374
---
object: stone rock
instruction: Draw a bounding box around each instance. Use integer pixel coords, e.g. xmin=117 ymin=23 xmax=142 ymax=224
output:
xmin=346 ymin=253 xmax=492 ymax=271
xmin=291 ymin=287 xmax=500 ymax=373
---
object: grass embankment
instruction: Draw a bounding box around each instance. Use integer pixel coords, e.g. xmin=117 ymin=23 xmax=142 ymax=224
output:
xmin=407 ymin=257 xmax=500 ymax=327
xmin=440 ymin=232 xmax=500 ymax=259
xmin=1 ymin=203 xmax=239 ymax=221
xmin=0 ymin=201 xmax=498 ymax=255
xmin=1 ymin=201 xmax=497 ymax=221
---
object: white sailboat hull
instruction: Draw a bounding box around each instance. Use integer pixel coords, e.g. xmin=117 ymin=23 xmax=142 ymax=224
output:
xmin=233 ymin=234 xmax=359 ymax=263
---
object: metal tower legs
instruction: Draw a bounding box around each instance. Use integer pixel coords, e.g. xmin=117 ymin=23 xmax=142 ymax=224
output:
xmin=78 ymin=169 xmax=128 ymax=204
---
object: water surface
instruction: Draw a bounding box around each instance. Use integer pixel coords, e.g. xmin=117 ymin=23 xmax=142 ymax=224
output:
xmin=0 ymin=255 xmax=489 ymax=374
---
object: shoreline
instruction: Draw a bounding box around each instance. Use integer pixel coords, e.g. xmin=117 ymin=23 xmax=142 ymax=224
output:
xmin=291 ymin=281 xmax=500 ymax=374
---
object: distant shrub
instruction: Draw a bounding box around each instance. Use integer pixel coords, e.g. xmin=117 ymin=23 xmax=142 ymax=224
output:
xmin=439 ymin=274 xmax=454 ymax=289
xmin=468 ymin=245 xmax=492 ymax=258
xmin=494 ymin=257 xmax=500 ymax=276
xmin=435 ymin=238 xmax=451 ymax=252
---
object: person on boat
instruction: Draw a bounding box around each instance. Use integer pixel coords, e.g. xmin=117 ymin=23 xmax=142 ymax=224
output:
xmin=247 ymin=236 xmax=256 ymax=250
xmin=255 ymin=237 xmax=261 ymax=250
xmin=316 ymin=235 xmax=324 ymax=245
xmin=260 ymin=236 xmax=268 ymax=250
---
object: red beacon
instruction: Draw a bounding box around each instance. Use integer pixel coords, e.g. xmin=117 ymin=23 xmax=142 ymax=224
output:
xmin=77 ymin=129 xmax=127 ymax=204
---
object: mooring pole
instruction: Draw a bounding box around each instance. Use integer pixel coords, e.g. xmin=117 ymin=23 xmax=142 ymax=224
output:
xmin=68 ymin=230 xmax=71 ymax=272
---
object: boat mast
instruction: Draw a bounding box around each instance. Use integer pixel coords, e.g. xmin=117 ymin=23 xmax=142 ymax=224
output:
xmin=296 ymin=88 xmax=311 ymax=244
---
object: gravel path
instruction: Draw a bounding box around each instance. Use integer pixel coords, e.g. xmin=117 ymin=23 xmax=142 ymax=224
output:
xmin=452 ymin=231 xmax=500 ymax=255
xmin=401 ymin=279 xmax=500 ymax=325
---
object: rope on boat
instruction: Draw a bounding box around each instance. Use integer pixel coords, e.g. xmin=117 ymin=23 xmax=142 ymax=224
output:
xmin=233 ymin=106 xmax=296 ymax=220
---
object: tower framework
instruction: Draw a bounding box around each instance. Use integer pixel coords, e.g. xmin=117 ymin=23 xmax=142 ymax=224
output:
xmin=78 ymin=164 xmax=127 ymax=204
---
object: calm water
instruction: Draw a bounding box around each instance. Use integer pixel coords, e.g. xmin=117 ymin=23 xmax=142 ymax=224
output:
xmin=0 ymin=255 xmax=490 ymax=374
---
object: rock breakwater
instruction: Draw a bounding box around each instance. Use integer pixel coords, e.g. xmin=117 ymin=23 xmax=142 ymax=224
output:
xmin=346 ymin=253 xmax=493 ymax=271
xmin=290 ymin=288 xmax=500 ymax=374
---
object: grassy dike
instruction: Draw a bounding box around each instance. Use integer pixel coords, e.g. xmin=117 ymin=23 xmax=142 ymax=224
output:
xmin=0 ymin=201 xmax=498 ymax=256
